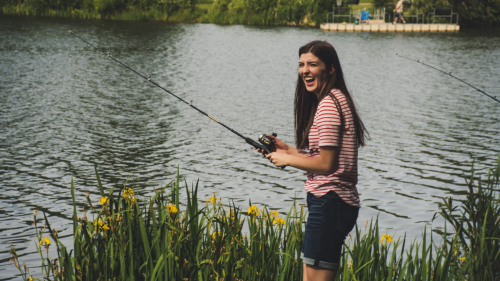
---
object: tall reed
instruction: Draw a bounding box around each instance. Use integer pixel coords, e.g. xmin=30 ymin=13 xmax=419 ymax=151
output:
xmin=10 ymin=166 xmax=305 ymax=280
xmin=9 ymin=153 xmax=500 ymax=280
xmin=336 ymin=153 xmax=500 ymax=280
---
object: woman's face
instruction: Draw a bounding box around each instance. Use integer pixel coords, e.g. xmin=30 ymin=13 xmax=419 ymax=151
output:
xmin=299 ymin=52 xmax=333 ymax=96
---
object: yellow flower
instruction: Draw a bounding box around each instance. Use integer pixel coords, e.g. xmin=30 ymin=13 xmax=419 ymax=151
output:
xmin=28 ymin=277 xmax=34 ymax=281
xmin=207 ymin=193 xmax=217 ymax=204
xmin=166 ymin=204 xmax=178 ymax=213
xmin=380 ymin=234 xmax=393 ymax=244
xmin=270 ymin=210 xmax=279 ymax=219
xmin=123 ymin=188 xmax=134 ymax=198
xmin=94 ymin=219 xmax=104 ymax=228
xmin=460 ymin=257 xmax=466 ymax=262
xmin=99 ymin=196 xmax=108 ymax=204
xmin=273 ymin=217 xmax=285 ymax=226
xmin=247 ymin=205 xmax=260 ymax=216
xmin=40 ymin=237 xmax=51 ymax=246
xmin=228 ymin=209 xmax=236 ymax=221
xmin=211 ymin=231 xmax=221 ymax=239
xmin=94 ymin=219 xmax=110 ymax=231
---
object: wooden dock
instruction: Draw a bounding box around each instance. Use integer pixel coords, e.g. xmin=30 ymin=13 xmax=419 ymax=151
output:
xmin=320 ymin=23 xmax=460 ymax=32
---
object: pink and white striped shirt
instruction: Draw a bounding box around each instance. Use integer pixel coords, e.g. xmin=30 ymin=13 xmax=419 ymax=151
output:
xmin=302 ymin=89 xmax=360 ymax=208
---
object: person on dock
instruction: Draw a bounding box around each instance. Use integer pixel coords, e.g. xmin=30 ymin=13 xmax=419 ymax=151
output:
xmin=393 ymin=0 xmax=406 ymax=24
xmin=261 ymin=40 xmax=369 ymax=280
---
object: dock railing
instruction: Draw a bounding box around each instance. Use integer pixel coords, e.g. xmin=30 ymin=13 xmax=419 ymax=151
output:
xmin=386 ymin=10 xmax=424 ymax=23
xmin=352 ymin=8 xmax=385 ymax=22
xmin=427 ymin=8 xmax=459 ymax=24
xmin=372 ymin=8 xmax=385 ymax=21
xmin=403 ymin=9 xmax=424 ymax=23
xmin=327 ymin=7 xmax=352 ymax=23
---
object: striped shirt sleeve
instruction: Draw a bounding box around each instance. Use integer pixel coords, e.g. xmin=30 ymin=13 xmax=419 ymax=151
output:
xmin=315 ymin=97 xmax=341 ymax=147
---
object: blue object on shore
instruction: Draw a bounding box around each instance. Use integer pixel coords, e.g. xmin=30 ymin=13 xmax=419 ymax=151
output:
xmin=361 ymin=10 xmax=370 ymax=20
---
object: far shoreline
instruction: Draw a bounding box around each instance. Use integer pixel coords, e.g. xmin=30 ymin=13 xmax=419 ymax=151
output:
xmin=0 ymin=7 xmax=320 ymax=27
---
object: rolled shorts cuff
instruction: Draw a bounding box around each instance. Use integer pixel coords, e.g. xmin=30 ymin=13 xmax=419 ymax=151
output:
xmin=301 ymin=252 xmax=340 ymax=271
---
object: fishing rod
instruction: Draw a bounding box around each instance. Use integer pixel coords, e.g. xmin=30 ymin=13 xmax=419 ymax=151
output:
xmin=67 ymin=29 xmax=278 ymax=157
xmin=396 ymin=54 xmax=500 ymax=104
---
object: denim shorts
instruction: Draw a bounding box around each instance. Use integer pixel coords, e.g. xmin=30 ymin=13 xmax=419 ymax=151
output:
xmin=301 ymin=191 xmax=359 ymax=270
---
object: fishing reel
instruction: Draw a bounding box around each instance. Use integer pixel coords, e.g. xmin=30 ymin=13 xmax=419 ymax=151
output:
xmin=245 ymin=132 xmax=278 ymax=155
xmin=257 ymin=132 xmax=285 ymax=169
xmin=258 ymin=132 xmax=278 ymax=154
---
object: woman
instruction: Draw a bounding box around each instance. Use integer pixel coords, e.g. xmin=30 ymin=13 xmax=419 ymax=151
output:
xmin=265 ymin=40 xmax=368 ymax=280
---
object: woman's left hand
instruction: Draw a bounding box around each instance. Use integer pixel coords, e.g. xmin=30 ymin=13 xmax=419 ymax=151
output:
xmin=265 ymin=152 xmax=292 ymax=167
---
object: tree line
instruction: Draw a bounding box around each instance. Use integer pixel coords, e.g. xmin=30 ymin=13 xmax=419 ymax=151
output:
xmin=1 ymin=0 xmax=499 ymax=27
xmin=0 ymin=0 xmax=335 ymax=25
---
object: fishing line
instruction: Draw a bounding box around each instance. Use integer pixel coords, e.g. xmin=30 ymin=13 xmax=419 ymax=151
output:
xmin=67 ymin=29 xmax=278 ymax=157
xmin=396 ymin=54 xmax=500 ymax=104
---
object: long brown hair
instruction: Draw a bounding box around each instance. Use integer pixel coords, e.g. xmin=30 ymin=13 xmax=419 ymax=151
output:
xmin=294 ymin=40 xmax=369 ymax=149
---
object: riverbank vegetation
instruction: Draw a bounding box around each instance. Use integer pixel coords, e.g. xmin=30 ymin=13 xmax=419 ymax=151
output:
xmin=1 ymin=0 xmax=499 ymax=27
xmin=9 ymin=153 xmax=500 ymax=280
xmin=0 ymin=0 xmax=334 ymax=26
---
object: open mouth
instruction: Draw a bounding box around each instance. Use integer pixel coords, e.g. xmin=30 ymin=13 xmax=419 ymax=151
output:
xmin=304 ymin=77 xmax=315 ymax=84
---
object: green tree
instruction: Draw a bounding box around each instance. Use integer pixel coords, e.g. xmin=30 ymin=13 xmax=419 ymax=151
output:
xmin=449 ymin=0 xmax=500 ymax=27
xmin=93 ymin=0 xmax=124 ymax=14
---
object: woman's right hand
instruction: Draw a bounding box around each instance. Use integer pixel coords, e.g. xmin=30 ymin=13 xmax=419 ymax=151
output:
xmin=254 ymin=134 xmax=290 ymax=156
xmin=268 ymin=134 xmax=289 ymax=154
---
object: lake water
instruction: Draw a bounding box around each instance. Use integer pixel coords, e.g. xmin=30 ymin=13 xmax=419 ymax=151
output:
xmin=1 ymin=15 xmax=499 ymax=279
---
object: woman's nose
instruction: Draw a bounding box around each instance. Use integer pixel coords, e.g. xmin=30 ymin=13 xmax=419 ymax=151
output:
xmin=302 ymin=65 xmax=309 ymax=74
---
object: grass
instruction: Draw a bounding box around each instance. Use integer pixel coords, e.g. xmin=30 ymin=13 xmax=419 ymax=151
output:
xmin=9 ymin=153 xmax=500 ymax=280
xmin=349 ymin=4 xmax=374 ymax=10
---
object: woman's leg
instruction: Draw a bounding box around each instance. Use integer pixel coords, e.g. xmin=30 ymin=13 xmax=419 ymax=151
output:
xmin=304 ymin=264 xmax=337 ymax=281
xmin=303 ymin=263 xmax=308 ymax=281
xmin=301 ymin=191 xmax=359 ymax=281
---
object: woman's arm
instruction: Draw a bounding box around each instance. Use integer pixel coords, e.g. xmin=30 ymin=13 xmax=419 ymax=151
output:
xmin=272 ymin=135 xmax=309 ymax=157
xmin=266 ymin=146 xmax=337 ymax=174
